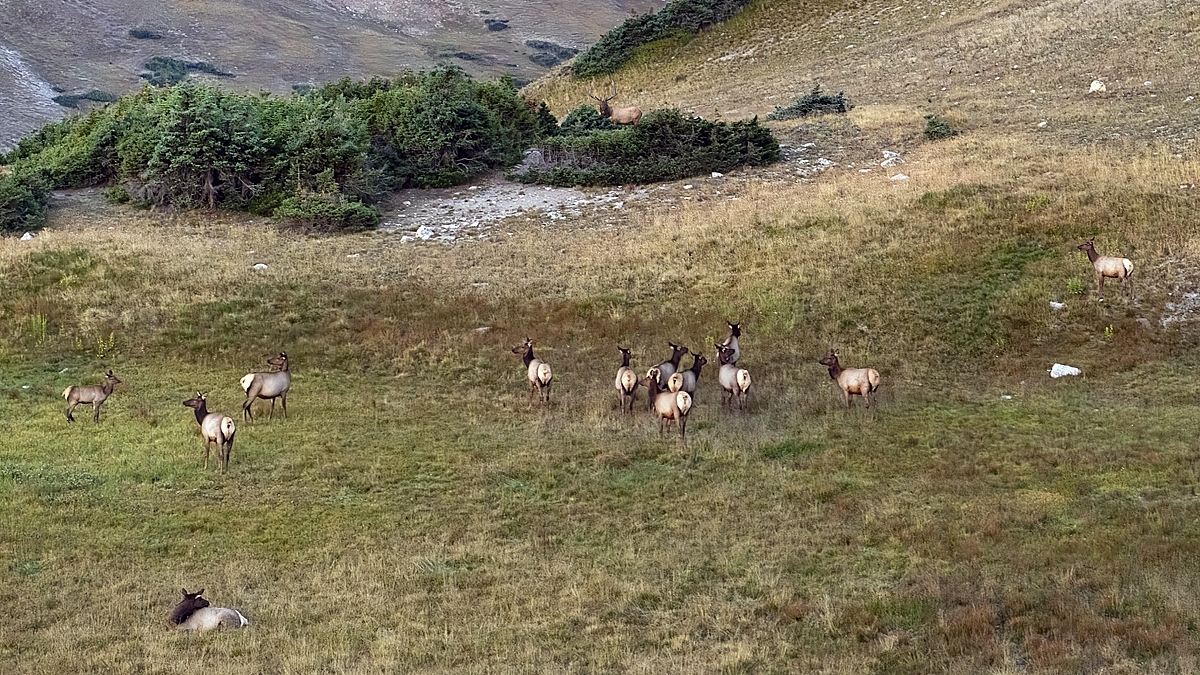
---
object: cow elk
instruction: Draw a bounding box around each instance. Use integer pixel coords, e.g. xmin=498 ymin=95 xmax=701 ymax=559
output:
xmin=240 ymin=352 xmax=291 ymax=422
xmin=719 ymin=322 xmax=741 ymax=365
xmin=63 ymin=370 xmax=121 ymax=423
xmin=588 ymin=81 xmax=643 ymax=126
xmin=1077 ymin=238 xmax=1133 ymax=300
xmin=715 ymin=344 xmax=751 ymax=409
xmin=182 ymin=392 xmax=237 ymax=473
xmin=170 ymin=588 xmax=249 ymax=632
xmin=614 ymin=346 xmax=640 ymax=414
xmin=644 ymin=368 xmax=693 ymax=442
xmin=818 ymin=349 xmax=880 ymax=409
xmin=678 ymin=350 xmax=707 ymax=399
xmin=513 ymin=338 xmax=553 ymax=405
xmin=649 ymin=342 xmax=689 ymax=391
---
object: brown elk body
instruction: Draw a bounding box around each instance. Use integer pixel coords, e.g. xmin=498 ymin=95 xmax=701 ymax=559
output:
xmin=183 ymin=392 xmax=237 ymax=473
xmin=644 ymin=368 xmax=693 ymax=442
xmin=719 ymin=322 xmax=741 ymax=365
xmin=715 ymin=344 xmax=751 ymax=409
xmin=63 ymin=370 xmax=121 ymax=423
xmin=240 ymin=352 xmax=291 ymax=422
xmin=818 ymin=349 xmax=880 ymax=409
xmin=170 ymin=588 xmax=248 ymax=632
xmin=614 ymin=346 xmax=640 ymax=414
xmin=1077 ymin=238 xmax=1133 ymax=300
xmin=513 ymin=338 xmax=553 ymax=405
xmin=589 ymin=81 xmax=643 ymax=126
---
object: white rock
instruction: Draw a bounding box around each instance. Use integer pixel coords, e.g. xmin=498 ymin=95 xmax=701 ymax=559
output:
xmin=880 ymin=150 xmax=904 ymax=167
xmin=252 ymin=263 xmax=268 ymax=270
xmin=416 ymin=225 xmax=435 ymax=240
xmin=711 ymin=172 xmax=723 ymax=178
xmin=890 ymin=174 xmax=908 ymax=180
xmin=1037 ymin=121 xmax=1048 ymax=127
xmin=1049 ymin=363 xmax=1081 ymax=378
xmin=1144 ymin=81 xmax=1152 ymax=86
xmin=20 ymin=232 xmax=33 ymax=241
xmin=1089 ymin=80 xmax=1106 ymax=93
xmin=1049 ymin=301 xmax=1064 ymax=310
xmin=683 ymin=184 xmax=694 ymax=189
xmin=1002 ymin=395 xmax=1012 ymax=400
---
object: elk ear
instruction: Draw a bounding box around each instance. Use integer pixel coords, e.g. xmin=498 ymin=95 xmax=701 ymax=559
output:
xmin=181 ymin=587 xmax=189 ymax=596
xmin=195 ymin=588 xmax=203 ymax=597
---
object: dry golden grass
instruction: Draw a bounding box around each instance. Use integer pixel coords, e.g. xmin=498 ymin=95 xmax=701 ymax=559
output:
xmin=6 ymin=1 xmax=1200 ymax=673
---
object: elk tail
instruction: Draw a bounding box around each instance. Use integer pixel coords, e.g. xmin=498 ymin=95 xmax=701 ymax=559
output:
xmin=537 ymin=363 xmax=553 ymax=386
xmin=676 ymin=391 xmax=693 ymax=417
xmin=222 ymin=417 xmax=236 ymax=439
xmin=62 ymin=386 xmax=74 ymax=400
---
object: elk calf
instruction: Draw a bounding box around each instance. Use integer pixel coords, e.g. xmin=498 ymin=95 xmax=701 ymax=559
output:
xmin=1077 ymin=238 xmax=1133 ymax=300
xmin=241 ymin=352 xmax=291 ymax=422
xmin=170 ymin=588 xmax=248 ymax=632
xmin=513 ymin=338 xmax=553 ymax=405
xmin=63 ymin=370 xmax=121 ymax=423
xmin=614 ymin=346 xmax=640 ymax=414
xmin=818 ymin=349 xmax=880 ymax=409
xmin=183 ymin=392 xmax=237 ymax=473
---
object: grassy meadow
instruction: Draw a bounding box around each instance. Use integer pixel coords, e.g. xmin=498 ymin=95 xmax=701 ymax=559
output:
xmin=6 ymin=0 xmax=1200 ymax=672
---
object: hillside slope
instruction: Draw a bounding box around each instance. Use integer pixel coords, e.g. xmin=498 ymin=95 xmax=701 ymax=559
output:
xmin=0 ymin=0 xmax=666 ymax=150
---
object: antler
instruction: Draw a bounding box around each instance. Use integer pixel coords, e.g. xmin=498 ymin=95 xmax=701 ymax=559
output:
xmin=607 ymin=80 xmax=619 ymax=102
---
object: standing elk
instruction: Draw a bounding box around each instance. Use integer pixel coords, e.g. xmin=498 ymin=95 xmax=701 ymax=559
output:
xmin=1077 ymin=238 xmax=1133 ymax=300
xmin=513 ymin=337 xmax=553 ymax=405
xmin=644 ymin=367 xmax=693 ymax=442
xmin=719 ymin=322 xmax=742 ymax=365
xmin=589 ymin=81 xmax=643 ymax=126
xmin=183 ymin=392 xmax=237 ymax=474
xmin=818 ymin=349 xmax=880 ymax=409
xmin=614 ymin=346 xmax=640 ymax=414
xmin=240 ymin=352 xmax=291 ymax=422
xmin=170 ymin=588 xmax=249 ymax=632
xmin=63 ymin=370 xmax=121 ymax=423
xmin=715 ymin=344 xmax=751 ymax=409
xmin=677 ymin=350 xmax=707 ymax=399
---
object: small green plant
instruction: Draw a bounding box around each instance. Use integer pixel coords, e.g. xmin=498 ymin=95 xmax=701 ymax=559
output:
xmin=1104 ymin=325 xmax=1115 ymax=341
xmin=766 ymin=86 xmax=853 ymax=121
xmin=94 ymin=332 xmax=116 ymax=358
xmin=1025 ymin=194 xmax=1051 ymax=212
xmin=29 ymin=314 xmax=48 ymax=345
xmin=1067 ymin=278 xmax=1085 ymax=295
xmin=924 ymin=114 xmax=959 ymax=141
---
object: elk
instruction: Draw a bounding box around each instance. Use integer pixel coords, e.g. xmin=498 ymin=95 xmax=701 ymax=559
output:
xmin=170 ymin=588 xmax=249 ymax=633
xmin=63 ymin=370 xmax=121 ymax=423
xmin=240 ymin=352 xmax=291 ymax=422
xmin=182 ymin=392 xmax=237 ymax=473
xmin=588 ymin=81 xmax=643 ymax=126
xmin=719 ymin=322 xmax=741 ymax=365
xmin=614 ymin=346 xmax=640 ymax=414
xmin=715 ymin=344 xmax=751 ymax=409
xmin=649 ymin=342 xmax=689 ymax=391
xmin=512 ymin=337 xmax=553 ymax=405
xmin=644 ymin=367 xmax=693 ymax=442
xmin=818 ymin=349 xmax=880 ymax=409
xmin=677 ymin=350 xmax=707 ymax=398
xmin=1077 ymin=238 xmax=1133 ymax=300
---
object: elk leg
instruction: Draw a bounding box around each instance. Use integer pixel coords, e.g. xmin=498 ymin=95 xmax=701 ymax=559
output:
xmin=66 ymin=402 xmax=76 ymax=422
xmin=280 ymin=392 xmax=287 ymax=419
xmin=204 ymin=440 xmax=211 ymax=469
xmin=92 ymin=401 xmax=101 ymax=423
xmin=268 ymin=397 xmax=275 ymax=421
xmin=1097 ymin=274 xmax=1105 ymax=300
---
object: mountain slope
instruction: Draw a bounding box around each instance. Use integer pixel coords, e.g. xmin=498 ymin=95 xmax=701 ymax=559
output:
xmin=0 ymin=0 xmax=667 ymax=150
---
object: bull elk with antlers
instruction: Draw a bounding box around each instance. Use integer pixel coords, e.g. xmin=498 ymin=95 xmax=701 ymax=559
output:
xmin=589 ymin=81 xmax=643 ymax=126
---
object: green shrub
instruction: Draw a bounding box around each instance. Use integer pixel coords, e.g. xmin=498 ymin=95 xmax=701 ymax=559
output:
xmin=924 ymin=114 xmax=959 ymax=141
xmin=557 ymin=105 xmax=617 ymax=136
xmin=141 ymin=56 xmax=234 ymax=87
xmin=766 ymin=86 xmax=853 ymax=121
xmin=572 ymin=0 xmax=754 ymax=78
xmin=514 ymin=109 xmax=779 ymax=186
xmin=2 ymin=68 xmax=552 ymax=232
xmin=128 ymin=29 xmax=162 ymax=40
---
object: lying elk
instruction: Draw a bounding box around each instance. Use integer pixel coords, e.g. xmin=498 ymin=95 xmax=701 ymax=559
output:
xmin=716 ymin=344 xmax=751 ymax=409
xmin=818 ymin=348 xmax=880 ymax=409
xmin=170 ymin=588 xmax=248 ymax=633
xmin=1077 ymin=237 xmax=1133 ymax=300
xmin=589 ymin=81 xmax=643 ymax=126
xmin=645 ymin=367 xmax=693 ymax=442
xmin=513 ymin=337 xmax=553 ymax=405
xmin=719 ymin=322 xmax=742 ymax=365
xmin=183 ymin=392 xmax=237 ymax=473
xmin=240 ymin=352 xmax=291 ymax=422
xmin=63 ymin=370 xmax=121 ymax=423
xmin=614 ymin=346 xmax=640 ymax=414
